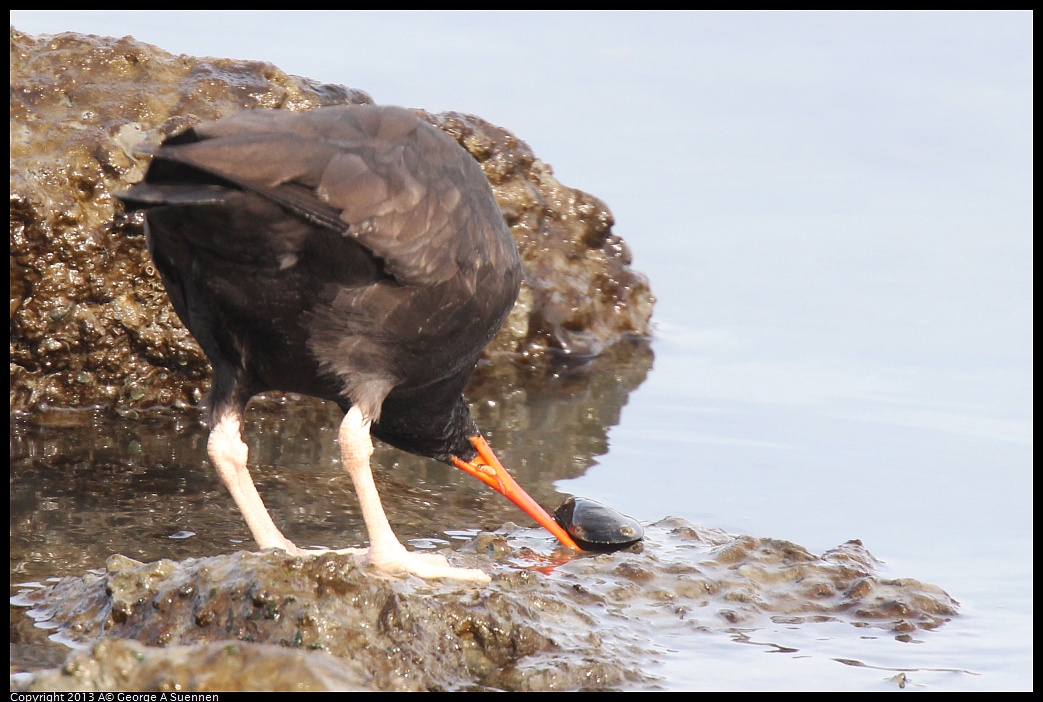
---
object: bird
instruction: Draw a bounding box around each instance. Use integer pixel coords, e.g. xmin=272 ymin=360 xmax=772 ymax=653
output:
xmin=119 ymin=104 xmax=581 ymax=581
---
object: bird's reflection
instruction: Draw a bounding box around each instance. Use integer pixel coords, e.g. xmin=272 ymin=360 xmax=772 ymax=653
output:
xmin=10 ymin=338 xmax=653 ymax=581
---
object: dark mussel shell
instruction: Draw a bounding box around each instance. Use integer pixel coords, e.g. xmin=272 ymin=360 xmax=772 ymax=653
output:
xmin=553 ymin=497 xmax=644 ymax=552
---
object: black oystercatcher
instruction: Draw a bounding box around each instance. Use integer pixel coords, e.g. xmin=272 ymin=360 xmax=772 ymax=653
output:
xmin=119 ymin=104 xmax=581 ymax=581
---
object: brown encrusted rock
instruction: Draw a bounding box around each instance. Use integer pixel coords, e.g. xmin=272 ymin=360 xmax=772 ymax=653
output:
xmin=12 ymin=639 xmax=372 ymax=692
xmin=11 ymin=523 xmax=958 ymax=691
xmin=14 ymin=550 xmax=647 ymax=691
xmin=428 ymin=112 xmax=653 ymax=362
xmin=9 ymin=27 xmax=654 ymax=414
xmin=9 ymin=27 xmax=368 ymax=413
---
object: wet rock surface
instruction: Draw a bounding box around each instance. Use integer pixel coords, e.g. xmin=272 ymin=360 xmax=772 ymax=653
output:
xmin=12 ymin=523 xmax=958 ymax=691
xmin=10 ymin=27 xmax=653 ymax=413
xmin=12 ymin=639 xmax=372 ymax=693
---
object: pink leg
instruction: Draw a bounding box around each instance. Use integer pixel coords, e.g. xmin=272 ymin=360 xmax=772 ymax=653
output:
xmin=208 ymin=411 xmax=301 ymax=553
xmin=207 ymin=407 xmax=489 ymax=582
xmin=339 ymin=406 xmax=490 ymax=582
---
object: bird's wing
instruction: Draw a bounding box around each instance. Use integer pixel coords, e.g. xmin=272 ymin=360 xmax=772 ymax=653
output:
xmin=136 ymin=105 xmax=503 ymax=287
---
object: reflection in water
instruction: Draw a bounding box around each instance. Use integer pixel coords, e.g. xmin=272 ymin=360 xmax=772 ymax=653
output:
xmin=468 ymin=339 xmax=655 ymax=486
xmin=10 ymin=340 xmax=653 ymax=677
xmin=10 ymin=339 xmax=654 ymax=584
xmin=12 ymin=340 xmax=965 ymax=688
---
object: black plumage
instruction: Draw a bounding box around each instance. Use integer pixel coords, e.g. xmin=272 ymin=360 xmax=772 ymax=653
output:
xmin=120 ymin=105 xmax=579 ymax=580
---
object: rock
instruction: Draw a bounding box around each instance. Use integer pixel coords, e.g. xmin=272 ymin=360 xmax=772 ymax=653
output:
xmin=9 ymin=27 xmax=653 ymax=413
xmin=11 ymin=522 xmax=959 ymax=691
xmin=13 ymin=638 xmax=372 ymax=692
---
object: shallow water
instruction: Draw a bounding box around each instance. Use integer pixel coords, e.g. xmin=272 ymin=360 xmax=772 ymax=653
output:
xmin=10 ymin=394 xmax=963 ymax=690
xmin=9 ymin=10 xmax=1032 ymax=690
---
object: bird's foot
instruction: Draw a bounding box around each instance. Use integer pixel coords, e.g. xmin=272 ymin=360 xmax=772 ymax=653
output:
xmin=281 ymin=544 xmax=368 ymax=558
xmin=361 ymin=543 xmax=491 ymax=583
xmin=271 ymin=541 xmax=489 ymax=582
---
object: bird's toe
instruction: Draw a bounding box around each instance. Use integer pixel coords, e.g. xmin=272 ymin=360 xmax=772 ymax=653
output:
xmin=362 ymin=548 xmax=491 ymax=583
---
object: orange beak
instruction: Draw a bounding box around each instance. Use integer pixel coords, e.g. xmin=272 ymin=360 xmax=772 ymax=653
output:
xmin=451 ymin=435 xmax=581 ymax=551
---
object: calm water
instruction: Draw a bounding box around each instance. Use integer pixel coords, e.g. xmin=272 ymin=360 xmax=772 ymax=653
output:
xmin=11 ymin=11 xmax=1032 ymax=690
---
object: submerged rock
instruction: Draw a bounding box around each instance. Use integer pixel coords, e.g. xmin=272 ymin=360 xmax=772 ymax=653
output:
xmin=9 ymin=27 xmax=653 ymax=413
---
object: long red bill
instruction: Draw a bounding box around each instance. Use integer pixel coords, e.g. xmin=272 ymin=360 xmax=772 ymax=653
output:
xmin=451 ymin=435 xmax=581 ymax=551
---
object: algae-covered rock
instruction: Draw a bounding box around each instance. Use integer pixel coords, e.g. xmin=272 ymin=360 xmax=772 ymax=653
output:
xmin=9 ymin=27 xmax=653 ymax=414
